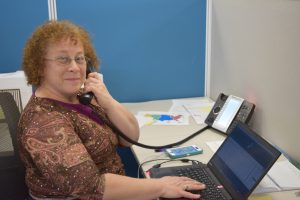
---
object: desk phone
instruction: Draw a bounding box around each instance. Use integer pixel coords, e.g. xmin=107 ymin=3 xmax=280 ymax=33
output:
xmin=205 ymin=93 xmax=255 ymax=134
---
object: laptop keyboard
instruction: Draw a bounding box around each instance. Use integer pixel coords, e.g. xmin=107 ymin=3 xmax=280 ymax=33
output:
xmin=176 ymin=166 xmax=228 ymax=200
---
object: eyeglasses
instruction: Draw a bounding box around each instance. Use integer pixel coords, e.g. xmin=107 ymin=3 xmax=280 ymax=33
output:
xmin=44 ymin=55 xmax=89 ymax=66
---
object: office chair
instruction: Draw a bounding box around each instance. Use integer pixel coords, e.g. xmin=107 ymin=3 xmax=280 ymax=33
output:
xmin=0 ymin=92 xmax=28 ymax=200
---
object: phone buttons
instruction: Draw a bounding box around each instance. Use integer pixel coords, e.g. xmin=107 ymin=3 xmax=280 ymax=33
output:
xmin=206 ymin=117 xmax=214 ymax=123
xmin=213 ymin=106 xmax=221 ymax=114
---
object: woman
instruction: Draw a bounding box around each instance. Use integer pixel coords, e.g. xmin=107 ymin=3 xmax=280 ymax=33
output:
xmin=18 ymin=20 xmax=205 ymax=200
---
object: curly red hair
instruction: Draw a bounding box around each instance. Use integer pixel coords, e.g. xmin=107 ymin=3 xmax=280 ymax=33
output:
xmin=22 ymin=20 xmax=100 ymax=86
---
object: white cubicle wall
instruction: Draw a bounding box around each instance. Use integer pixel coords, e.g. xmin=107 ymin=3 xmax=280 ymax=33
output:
xmin=209 ymin=0 xmax=300 ymax=163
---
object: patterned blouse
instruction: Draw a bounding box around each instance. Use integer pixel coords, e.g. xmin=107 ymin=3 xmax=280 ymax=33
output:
xmin=17 ymin=96 xmax=125 ymax=200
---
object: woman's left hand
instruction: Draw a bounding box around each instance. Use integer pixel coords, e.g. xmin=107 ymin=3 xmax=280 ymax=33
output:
xmin=83 ymin=72 xmax=113 ymax=109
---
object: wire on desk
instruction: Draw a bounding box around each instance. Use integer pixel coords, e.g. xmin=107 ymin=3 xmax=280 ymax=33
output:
xmin=92 ymin=107 xmax=210 ymax=150
xmin=113 ymin=124 xmax=210 ymax=150
xmin=137 ymin=159 xmax=171 ymax=178
xmin=137 ymin=158 xmax=202 ymax=178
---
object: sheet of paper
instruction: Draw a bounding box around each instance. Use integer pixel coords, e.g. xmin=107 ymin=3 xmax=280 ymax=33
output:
xmin=268 ymin=160 xmax=300 ymax=190
xmin=135 ymin=114 xmax=151 ymax=128
xmin=253 ymin=174 xmax=281 ymax=194
xmin=135 ymin=111 xmax=189 ymax=127
xmin=206 ymin=140 xmax=224 ymax=152
xmin=169 ymin=99 xmax=208 ymax=115
xmin=182 ymin=102 xmax=214 ymax=124
xmin=170 ymin=99 xmax=214 ymax=124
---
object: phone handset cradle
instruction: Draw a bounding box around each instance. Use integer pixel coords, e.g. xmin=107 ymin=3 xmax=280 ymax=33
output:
xmin=205 ymin=93 xmax=255 ymax=134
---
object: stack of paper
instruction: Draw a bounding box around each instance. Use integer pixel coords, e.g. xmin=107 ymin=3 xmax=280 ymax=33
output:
xmin=268 ymin=160 xmax=300 ymax=190
xmin=254 ymin=159 xmax=300 ymax=193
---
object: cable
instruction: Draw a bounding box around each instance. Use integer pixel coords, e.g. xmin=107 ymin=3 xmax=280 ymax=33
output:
xmin=112 ymin=124 xmax=209 ymax=150
xmin=81 ymin=63 xmax=210 ymax=150
xmin=90 ymin=105 xmax=210 ymax=150
xmin=138 ymin=158 xmax=202 ymax=178
xmin=137 ymin=158 xmax=171 ymax=178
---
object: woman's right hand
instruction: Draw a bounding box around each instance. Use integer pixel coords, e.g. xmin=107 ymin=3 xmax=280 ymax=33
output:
xmin=157 ymin=176 xmax=206 ymax=199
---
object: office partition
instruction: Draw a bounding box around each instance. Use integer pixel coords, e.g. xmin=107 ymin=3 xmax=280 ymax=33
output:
xmin=0 ymin=0 xmax=48 ymax=73
xmin=0 ymin=0 xmax=208 ymax=178
xmin=209 ymin=0 xmax=300 ymax=164
xmin=57 ymin=0 xmax=207 ymax=102
xmin=0 ymin=0 xmax=207 ymax=103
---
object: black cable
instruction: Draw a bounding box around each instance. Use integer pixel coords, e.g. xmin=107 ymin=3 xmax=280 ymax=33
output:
xmin=112 ymin=124 xmax=209 ymax=150
xmin=152 ymin=159 xmax=189 ymax=168
xmin=137 ymin=158 xmax=171 ymax=178
xmin=91 ymin=105 xmax=209 ymax=150
xmin=137 ymin=158 xmax=201 ymax=178
xmin=152 ymin=159 xmax=201 ymax=169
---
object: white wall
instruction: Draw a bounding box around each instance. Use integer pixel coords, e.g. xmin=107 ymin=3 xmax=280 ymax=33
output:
xmin=209 ymin=0 xmax=300 ymax=163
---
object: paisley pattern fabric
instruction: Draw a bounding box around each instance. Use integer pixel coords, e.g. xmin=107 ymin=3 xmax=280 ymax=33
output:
xmin=17 ymin=96 xmax=125 ymax=200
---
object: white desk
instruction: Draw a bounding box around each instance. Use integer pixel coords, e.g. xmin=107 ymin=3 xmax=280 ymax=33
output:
xmin=123 ymin=97 xmax=300 ymax=200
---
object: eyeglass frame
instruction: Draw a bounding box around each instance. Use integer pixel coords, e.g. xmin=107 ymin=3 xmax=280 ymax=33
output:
xmin=43 ymin=55 xmax=90 ymax=66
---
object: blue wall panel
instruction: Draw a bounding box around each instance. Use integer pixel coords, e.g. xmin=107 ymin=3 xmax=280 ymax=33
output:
xmin=0 ymin=0 xmax=48 ymax=73
xmin=0 ymin=0 xmax=207 ymax=179
xmin=57 ymin=0 xmax=206 ymax=102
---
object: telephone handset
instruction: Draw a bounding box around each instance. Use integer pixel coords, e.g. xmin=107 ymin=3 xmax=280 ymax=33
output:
xmin=78 ymin=62 xmax=95 ymax=105
xmin=205 ymin=93 xmax=255 ymax=134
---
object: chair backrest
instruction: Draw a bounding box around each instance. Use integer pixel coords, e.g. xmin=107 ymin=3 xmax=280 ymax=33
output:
xmin=0 ymin=92 xmax=28 ymax=199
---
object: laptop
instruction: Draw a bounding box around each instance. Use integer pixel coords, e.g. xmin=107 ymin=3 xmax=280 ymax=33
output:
xmin=149 ymin=122 xmax=281 ymax=200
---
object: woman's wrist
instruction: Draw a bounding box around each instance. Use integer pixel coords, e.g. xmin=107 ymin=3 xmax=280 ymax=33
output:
xmin=153 ymin=179 xmax=165 ymax=198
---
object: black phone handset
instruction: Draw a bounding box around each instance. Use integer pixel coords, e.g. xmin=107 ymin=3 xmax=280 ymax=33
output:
xmin=205 ymin=93 xmax=255 ymax=134
xmin=79 ymin=62 xmax=95 ymax=105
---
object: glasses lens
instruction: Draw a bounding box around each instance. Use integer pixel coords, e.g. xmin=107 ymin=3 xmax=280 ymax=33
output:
xmin=75 ymin=56 xmax=86 ymax=64
xmin=56 ymin=57 xmax=71 ymax=65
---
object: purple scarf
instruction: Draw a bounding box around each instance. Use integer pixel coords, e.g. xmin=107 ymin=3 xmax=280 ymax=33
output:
xmin=34 ymin=94 xmax=104 ymax=125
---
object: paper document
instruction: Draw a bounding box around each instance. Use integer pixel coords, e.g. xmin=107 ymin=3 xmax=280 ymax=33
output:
xmin=206 ymin=140 xmax=224 ymax=152
xmin=135 ymin=111 xmax=189 ymax=127
xmin=170 ymin=99 xmax=211 ymax=114
xmin=170 ymin=99 xmax=214 ymax=124
xmin=268 ymin=160 xmax=300 ymax=190
xmin=253 ymin=175 xmax=281 ymax=194
xmin=253 ymin=160 xmax=300 ymax=193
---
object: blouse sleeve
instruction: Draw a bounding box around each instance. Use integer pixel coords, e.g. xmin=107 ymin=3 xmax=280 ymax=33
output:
xmin=20 ymin=105 xmax=105 ymax=199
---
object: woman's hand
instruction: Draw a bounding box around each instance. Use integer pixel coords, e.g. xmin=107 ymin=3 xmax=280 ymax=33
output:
xmin=158 ymin=176 xmax=206 ymax=199
xmin=83 ymin=72 xmax=113 ymax=109
xmin=103 ymin=174 xmax=206 ymax=200
xmin=83 ymin=71 xmax=140 ymax=146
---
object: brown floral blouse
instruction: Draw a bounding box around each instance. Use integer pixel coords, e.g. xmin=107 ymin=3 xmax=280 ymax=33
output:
xmin=17 ymin=96 xmax=125 ymax=199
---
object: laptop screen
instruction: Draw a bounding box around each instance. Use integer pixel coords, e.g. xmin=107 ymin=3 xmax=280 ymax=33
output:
xmin=208 ymin=123 xmax=281 ymax=199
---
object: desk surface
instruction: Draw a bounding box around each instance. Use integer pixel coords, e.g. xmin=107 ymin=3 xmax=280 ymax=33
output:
xmin=123 ymin=97 xmax=300 ymax=200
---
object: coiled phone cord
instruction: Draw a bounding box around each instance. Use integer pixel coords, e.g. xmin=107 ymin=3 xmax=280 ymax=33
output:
xmin=80 ymin=63 xmax=210 ymax=150
xmin=78 ymin=72 xmax=209 ymax=150
xmin=111 ymin=124 xmax=209 ymax=150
